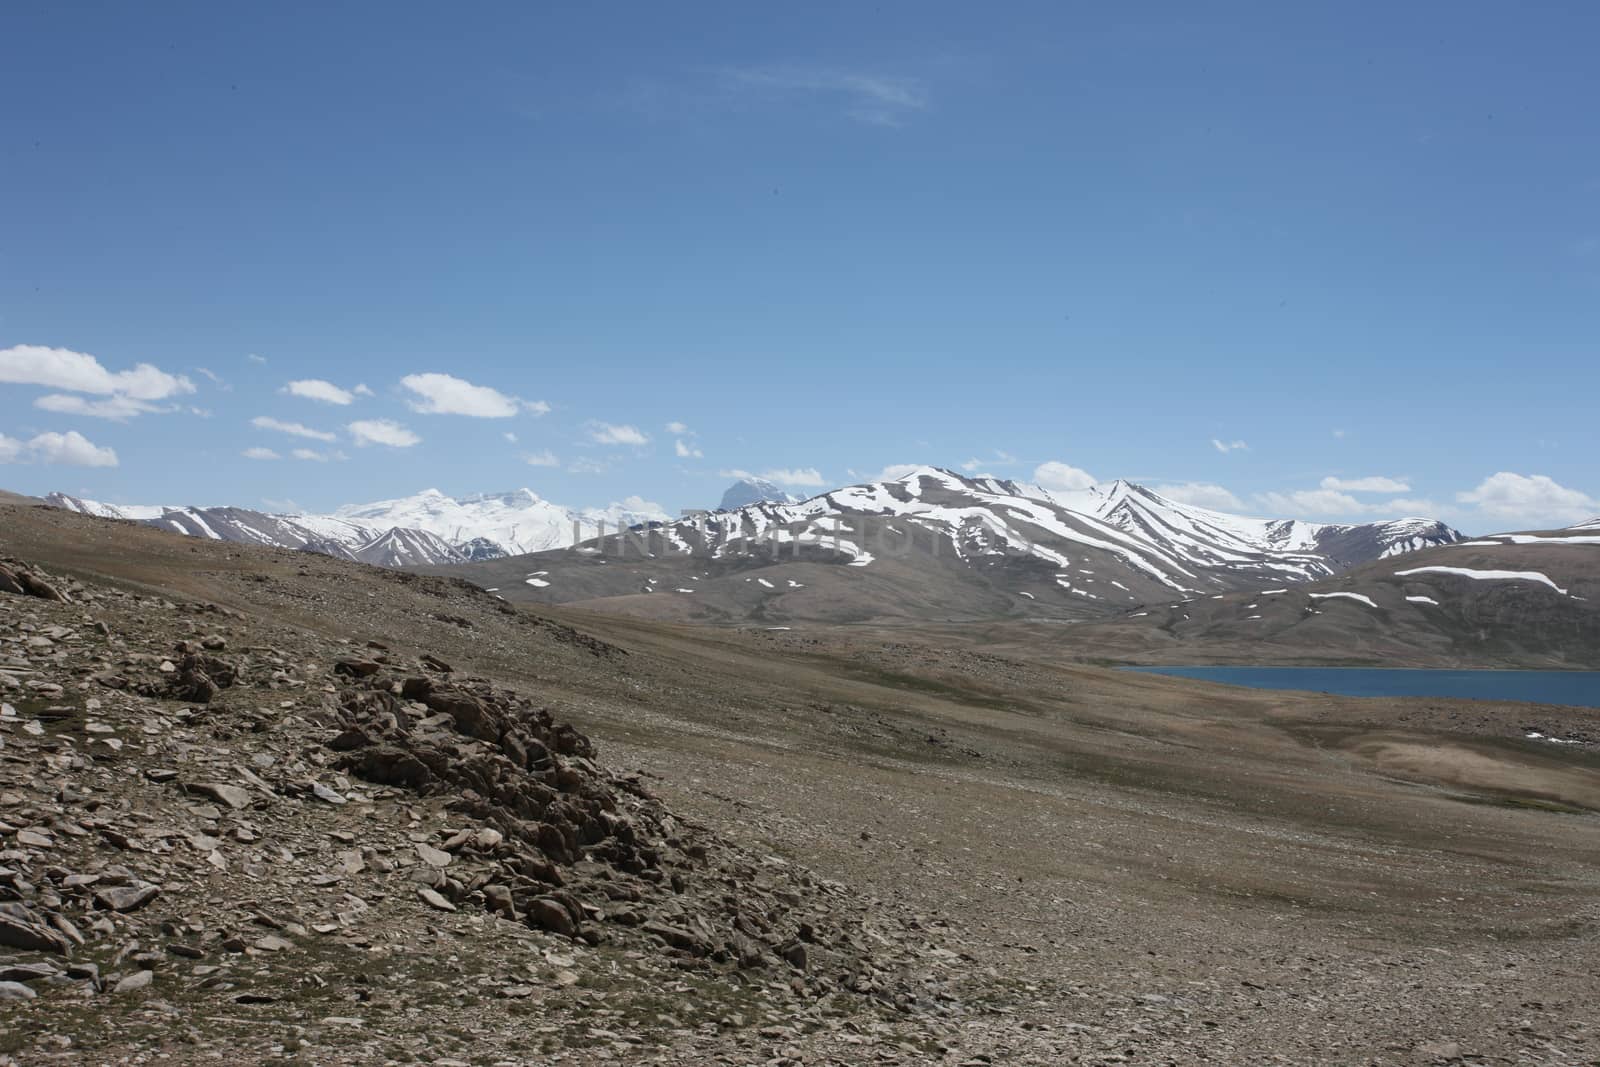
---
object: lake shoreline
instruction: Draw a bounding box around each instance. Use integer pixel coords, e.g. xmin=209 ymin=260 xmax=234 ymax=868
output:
xmin=1123 ymin=666 xmax=1600 ymax=710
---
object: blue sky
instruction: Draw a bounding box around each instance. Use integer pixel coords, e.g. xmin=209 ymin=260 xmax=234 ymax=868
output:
xmin=2 ymin=1 xmax=1597 ymax=532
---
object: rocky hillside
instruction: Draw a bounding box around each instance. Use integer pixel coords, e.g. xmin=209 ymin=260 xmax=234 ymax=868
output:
xmin=1043 ymin=523 xmax=1600 ymax=667
xmin=0 ymin=549 xmax=950 ymax=1061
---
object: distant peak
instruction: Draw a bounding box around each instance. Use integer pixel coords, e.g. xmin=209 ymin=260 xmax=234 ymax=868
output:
xmin=879 ymin=464 xmax=959 ymax=484
xmin=719 ymin=477 xmax=799 ymax=511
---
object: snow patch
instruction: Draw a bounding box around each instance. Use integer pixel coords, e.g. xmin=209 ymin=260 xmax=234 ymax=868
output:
xmin=1394 ymin=566 xmax=1570 ymax=596
xmin=1308 ymin=592 xmax=1378 ymax=608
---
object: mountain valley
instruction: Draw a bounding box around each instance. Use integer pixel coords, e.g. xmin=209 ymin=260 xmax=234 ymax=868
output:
xmin=2 ymin=494 xmax=1599 ymax=1064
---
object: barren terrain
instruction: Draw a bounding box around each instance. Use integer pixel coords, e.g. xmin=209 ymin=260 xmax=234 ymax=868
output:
xmin=3 ymin=500 xmax=1599 ymax=1065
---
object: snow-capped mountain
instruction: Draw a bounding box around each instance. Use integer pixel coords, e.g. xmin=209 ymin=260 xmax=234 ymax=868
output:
xmin=1036 ymin=477 xmax=1462 ymax=574
xmin=330 ymin=488 xmax=667 ymax=556
xmin=455 ymin=467 xmax=1464 ymax=623
xmin=48 ymin=471 xmax=1461 ymax=612
xmin=719 ymin=477 xmax=801 ymax=511
xmin=682 ymin=467 xmax=1458 ymax=593
xmin=45 ymin=488 xmax=670 ymax=568
xmin=47 ymin=495 xmax=379 ymax=557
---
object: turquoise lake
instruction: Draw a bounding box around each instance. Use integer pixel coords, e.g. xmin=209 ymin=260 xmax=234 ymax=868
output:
xmin=1124 ymin=667 xmax=1600 ymax=709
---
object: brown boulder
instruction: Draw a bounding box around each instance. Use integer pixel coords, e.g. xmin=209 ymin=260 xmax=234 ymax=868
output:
xmin=0 ymin=910 xmax=70 ymax=955
xmin=94 ymin=883 xmax=160 ymax=912
xmin=525 ymin=897 xmax=577 ymax=937
xmin=424 ymin=690 xmax=501 ymax=743
xmin=18 ymin=569 xmax=70 ymax=603
xmin=333 ymin=659 xmax=382 ymax=678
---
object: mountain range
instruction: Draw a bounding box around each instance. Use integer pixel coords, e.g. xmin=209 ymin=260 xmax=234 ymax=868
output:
xmin=45 ymin=488 xmax=669 ymax=567
xmin=441 ymin=467 xmax=1465 ymax=624
xmin=432 ymin=467 xmax=1598 ymax=667
xmin=26 ymin=469 xmax=1600 ymax=664
xmin=48 ymin=469 xmax=1460 ymax=598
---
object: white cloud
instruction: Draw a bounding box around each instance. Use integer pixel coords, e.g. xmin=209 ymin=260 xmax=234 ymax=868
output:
xmin=2 ymin=345 xmax=191 ymax=423
xmin=568 ymin=456 xmax=611 ymax=475
xmin=252 ymin=416 xmax=336 ymax=442
xmin=1153 ymin=482 xmax=1245 ymax=512
xmin=246 ymin=353 xmax=268 ymax=364
xmin=525 ymin=399 xmax=551 ymax=416
xmin=717 ymin=466 xmax=825 ymax=486
xmin=763 ymin=467 xmax=825 ymax=487
xmin=1257 ymin=488 xmax=1364 ymax=516
xmin=291 ymin=448 xmax=343 ymax=462
xmin=1211 ymin=438 xmax=1249 ymax=454
xmin=243 ymin=447 xmax=281 ymax=461
xmin=588 ymin=422 xmax=650 ymax=446
xmin=720 ymin=66 xmax=928 ymax=126
xmin=353 ymin=383 xmax=373 ymax=397
xmin=523 ymin=450 xmax=559 ymax=467
xmin=30 ymin=431 xmax=120 ymax=467
xmin=400 ymin=373 xmax=527 ymax=417
xmin=348 ymin=419 xmax=421 ymax=448
xmin=33 ymin=393 xmax=164 ymax=419
xmin=0 ymin=430 xmax=119 ymax=468
xmin=1321 ymin=475 xmax=1411 ymax=494
xmin=195 ymin=367 xmax=228 ymax=390
xmin=617 ymin=495 xmax=667 ymax=515
xmin=666 ymin=421 xmax=701 ymax=458
xmin=284 ymin=379 xmax=358 ymax=405
xmin=503 ymin=432 xmax=518 ymax=444
xmin=0 ymin=344 xmax=195 ymax=401
xmin=1260 ymin=487 xmax=1447 ymax=519
xmin=1456 ymin=472 xmax=1599 ymax=528
xmin=1033 ymin=460 xmax=1098 ymax=492
xmin=874 ymin=463 xmax=925 ymax=482
xmin=960 ymin=457 xmax=982 ymax=472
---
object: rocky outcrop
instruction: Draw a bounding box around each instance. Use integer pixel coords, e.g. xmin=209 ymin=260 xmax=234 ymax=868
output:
xmin=321 ymin=661 xmax=900 ymax=985
xmin=0 ymin=559 xmax=70 ymax=603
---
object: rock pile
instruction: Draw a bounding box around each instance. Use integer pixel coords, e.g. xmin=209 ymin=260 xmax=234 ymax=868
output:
xmin=319 ymin=654 xmax=901 ymax=989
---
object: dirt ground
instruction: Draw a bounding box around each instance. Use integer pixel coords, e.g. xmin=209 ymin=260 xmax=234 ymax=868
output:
xmin=3 ymin=501 xmax=1598 ymax=1065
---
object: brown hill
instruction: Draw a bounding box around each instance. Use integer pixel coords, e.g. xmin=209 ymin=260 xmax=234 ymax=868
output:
xmin=1035 ymin=530 xmax=1600 ymax=668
